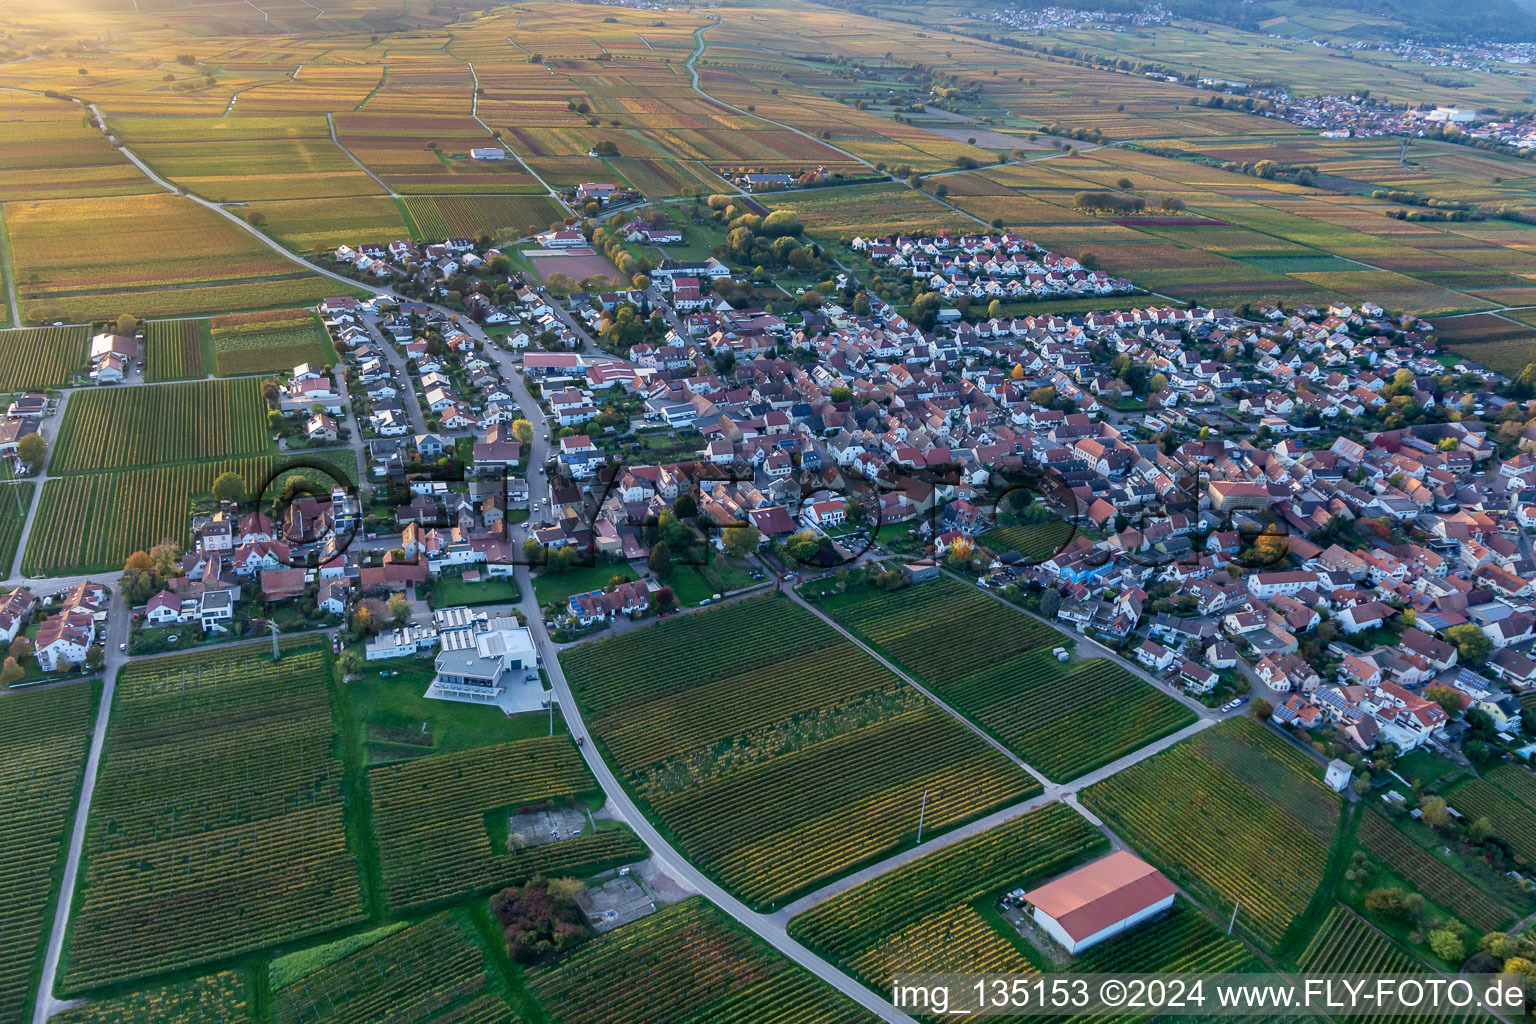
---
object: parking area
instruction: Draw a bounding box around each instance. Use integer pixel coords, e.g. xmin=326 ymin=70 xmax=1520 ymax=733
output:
xmin=507 ymin=807 xmax=589 ymax=849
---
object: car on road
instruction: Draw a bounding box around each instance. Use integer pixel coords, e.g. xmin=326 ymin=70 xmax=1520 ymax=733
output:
xmin=119 ymin=643 xmax=126 ymax=652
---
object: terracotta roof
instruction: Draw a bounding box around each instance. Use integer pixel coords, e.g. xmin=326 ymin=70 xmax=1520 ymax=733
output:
xmin=1025 ymin=850 xmax=1176 ymax=942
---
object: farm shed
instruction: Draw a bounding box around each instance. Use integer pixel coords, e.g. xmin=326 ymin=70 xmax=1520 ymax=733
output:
xmin=1025 ymin=850 xmax=1176 ymax=953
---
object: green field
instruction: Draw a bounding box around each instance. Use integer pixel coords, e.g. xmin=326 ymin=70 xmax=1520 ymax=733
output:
xmin=528 ymin=897 xmax=878 ymax=1024
xmin=22 ymin=449 xmax=356 ymax=576
xmin=532 ymin=563 xmax=637 ymax=606
xmin=0 ymin=324 xmax=88 ymax=389
xmin=144 ymin=318 xmax=209 ymax=382
xmin=0 ymin=681 xmax=98 ymax=1024
xmin=52 ymin=376 xmax=271 ymax=474
xmin=269 ymin=911 xmax=512 ymax=1024
xmin=560 ymin=594 xmax=1039 ymax=908
xmin=210 ymin=307 xmax=336 ymax=376
xmin=1080 ymin=718 xmax=1341 ymax=952
xmin=815 ymin=577 xmax=1195 ymax=781
xmin=368 ymin=737 xmax=645 ymax=910
xmin=63 ymin=638 xmax=364 ymax=991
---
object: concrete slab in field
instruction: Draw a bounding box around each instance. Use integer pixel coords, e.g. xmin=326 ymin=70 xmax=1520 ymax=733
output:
xmin=576 ymin=875 xmax=655 ymax=932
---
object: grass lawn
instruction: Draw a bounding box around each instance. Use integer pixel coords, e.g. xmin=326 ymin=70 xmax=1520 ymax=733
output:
xmin=343 ymin=657 xmax=560 ymax=766
xmin=431 ymin=573 xmax=520 ymax=607
xmin=532 ymin=563 xmax=637 ymax=606
xmin=667 ymin=564 xmax=716 ymax=606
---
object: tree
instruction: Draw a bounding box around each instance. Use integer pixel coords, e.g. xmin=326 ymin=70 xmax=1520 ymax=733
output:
xmin=9 ymin=636 xmax=32 ymax=661
xmin=16 ymin=432 xmax=46 ymax=468
xmin=211 ymin=471 xmax=245 ymax=505
xmin=653 ymin=586 xmax=674 ymax=610
xmin=387 ymin=593 xmax=412 ymax=625
xmin=673 ymin=493 xmax=698 ymax=519
xmin=1423 ymin=685 xmax=1462 ymax=718
xmin=1148 ymin=373 xmax=1168 ymax=393
xmin=522 ymin=537 xmax=544 ymax=565
xmin=1364 ymin=887 xmax=1408 ymax=920
xmin=115 ymin=313 xmax=138 ymax=336
xmin=511 ymin=418 xmax=534 ymax=444
xmin=648 ymin=539 xmax=673 ymax=580
xmin=85 ymin=645 xmax=104 ymax=671
xmin=1029 ymin=386 xmax=1057 ymax=407
xmin=1420 ymin=795 xmax=1451 ymax=828
xmin=1249 ymin=697 xmax=1273 ymax=720
xmin=1445 ymin=623 xmax=1492 ymax=664
xmin=1429 ymin=928 xmax=1467 ymax=963
xmin=0 ymin=657 xmax=23 ymax=686
xmin=1039 ymin=586 xmax=1061 ymax=618
xmin=353 ymin=605 xmax=380 ymax=635
xmin=722 ymin=524 xmax=761 ymax=558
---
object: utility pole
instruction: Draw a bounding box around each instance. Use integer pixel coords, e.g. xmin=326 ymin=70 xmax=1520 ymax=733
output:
xmin=267 ymin=620 xmax=281 ymax=662
xmin=916 ymin=788 xmax=930 ymax=845
xmin=1228 ymin=898 xmax=1240 ymax=936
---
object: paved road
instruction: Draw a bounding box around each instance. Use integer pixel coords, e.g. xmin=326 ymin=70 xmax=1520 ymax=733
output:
xmin=327 ymin=112 xmax=397 ymax=196
xmin=30 ymin=587 xmax=130 ymax=1024
xmin=497 ymin=370 xmax=918 ymax=1022
xmin=770 ymin=715 xmax=1211 ymax=924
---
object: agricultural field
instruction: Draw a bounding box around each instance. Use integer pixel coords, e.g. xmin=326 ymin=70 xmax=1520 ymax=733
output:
xmin=1080 ymin=717 xmax=1341 ymax=952
xmin=401 ymin=195 xmax=566 ymax=243
xmin=22 ymin=449 xmax=355 ymax=576
xmin=368 ymin=737 xmax=646 ymax=909
xmin=0 ymin=481 xmax=33 ymax=576
xmin=936 ymin=149 xmax=1536 ymax=316
xmin=816 ymin=577 xmax=1195 ymax=781
xmin=51 ymin=972 xmax=253 ymax=1024
xmin=1298 ymin=907 xmax=1486 ymax=1024
xmin=528 ymin=897 xmax=878 ymax=1024
xmin=115 ymin=115 xmax=387 ymax=202
xmin=763 ymin=182 xmax=976 ymax=242
xmin=1431 ymin=313 xmax=1536 ymax=377
xmin=240 ymin=197 xmax=413 ymax=254
xmin=270 ymin=912 xmax=513 ymax=1024
xmin=1449 ymin=769 xmax=1536 ymax=866
xmin=560 ymin=594 xmax=1040 ymax=908
xmin=978 ymin=519 xmax=1078 ymax=563
xmin=3 ymin=193 xmax=347 ymax=323
xmin=0 ymin=324 xmax=88 ymax=389
xmin=1357 ymin=812 xmax=1513 ymax=933
xmin=790 ymin=803 xmax=1104 ymax=988
xmin=63 ymin=639 xmax=364 ymax=991
xmin=0 ymin=98 xmax=155 ymax=203
xmin=144 ymin=319 xmax=209 ymax=382
xmin=51 ymin=377 xmax=271 ymax=474
xmin=0 ymin=681 xmax=98 ymax=1024
xmin=209 ymin=307 xmax=336 ymax=376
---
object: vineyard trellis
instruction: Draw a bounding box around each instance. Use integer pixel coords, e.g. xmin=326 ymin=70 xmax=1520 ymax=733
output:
xmin=530 ymin=898 xmax=877 ymax=1024
xmin=145 ymin=319 xmax=207 ymax=381
xmin=561 ymin=594 xmax=1039 ymax=908
xmin=52 ymin=377 xmax=271 ymax=474
xmin=63 ymin=638 xmax=364 ymax=991
xmin=0 ymin=682 xmax=98 ymax=1024
xmin=1079 ymin=718 xmax=1340 ymax=952
xmin=819 ymin=578 xmax=1194 ymax=780
xmin=1357 ymin=812 xmax=1512 ymax=932
xmin=271 ymin=912 xmax=511 ymax=1024
xmin=22 ymin=449 xmax=356 ymax=576
xmin=0 ymin=324 xmax=88 ymax=389
xmin=368 ymin=738 xmax=643 ymax=909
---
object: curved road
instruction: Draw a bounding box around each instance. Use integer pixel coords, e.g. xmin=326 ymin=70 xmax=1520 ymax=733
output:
xmin=29 ymin=90 xmax=1246 ymax=1024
